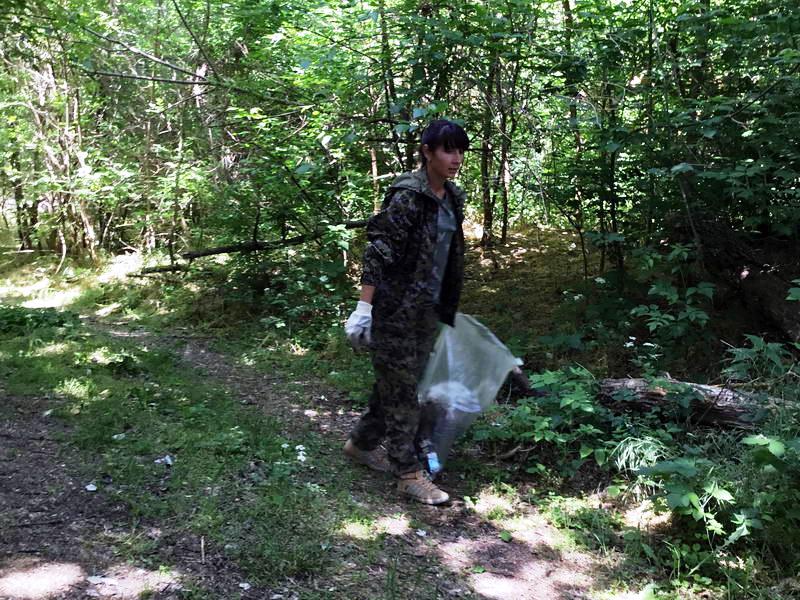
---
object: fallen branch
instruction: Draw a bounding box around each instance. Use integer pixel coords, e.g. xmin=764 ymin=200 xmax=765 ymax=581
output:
xmin=597 ymin=376 xmax=780 ymax=429
xmin=181 ymin=219 xmax=368 ymax=259
xmin=131 ymin=219 xmax=368 ymax=275
xmin=135 ymin=264 xmax=190 ymax=275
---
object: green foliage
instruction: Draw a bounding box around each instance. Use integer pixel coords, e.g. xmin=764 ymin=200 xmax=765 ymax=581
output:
xmin=540 ymin=495 xmax=624 ymax=554
xmin=1 ymin=311 xmax=337 ymax=584
xmin=0 ymin=305 xmax=80 ymax=335
xmin=723 ymin=335 xmax=798 ymax=385
xmin=472 ymin=366 xmax=614 ymax=474
xmin=787 ymin=280 xmax=800 ymax=302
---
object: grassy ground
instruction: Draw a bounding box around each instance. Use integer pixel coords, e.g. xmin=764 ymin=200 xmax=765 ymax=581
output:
xmin=1 ymin=231 xmax=796 ymax=599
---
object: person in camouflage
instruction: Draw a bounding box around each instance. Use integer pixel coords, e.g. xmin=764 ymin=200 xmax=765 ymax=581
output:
xmin=343 ymin=119 xmax=469 ymax=505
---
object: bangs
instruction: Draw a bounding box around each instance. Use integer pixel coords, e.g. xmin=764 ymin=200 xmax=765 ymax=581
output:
xmin=421 ymin=119 xmax=470 ymax=152
xmin=439 ymin=125 xmax=470 ymax=152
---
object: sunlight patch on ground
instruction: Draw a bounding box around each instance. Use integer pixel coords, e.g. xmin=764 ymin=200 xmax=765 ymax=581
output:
xmin=338 ymin=519 xmax=377 ymax=541
xmin=468 ymin=488 xmax=516 ymax=519
xmin=0 ymin=274 xmax=51 ymax=300
xmin=623 ymin=499 xmax=671 ymax=531
xmin=97 ymin=253 xmax=143 ymax=283
xmin=374 ymin=514 xmax=411 ymax=536
xmin=83 ymin=564 xmax=182 ymax=598
xmin=22 ymin=288 xmax=82 ymax=309
xmin=29 ymin=342 xmax=73 ymax=357
xmin=437 ymin=533 xmax=594 ymax=600
xmin=595 ymin=583 xmax=658 ymax=600
xmin=493 ymin=513 xmax=564 ymax=547
xmin=55 ymin=378 xmax=93 ymax=402
xmin=0 ymin=561 xmax=84 ymax=599
xmin=95 ymin=302 xmax=123 ymax=317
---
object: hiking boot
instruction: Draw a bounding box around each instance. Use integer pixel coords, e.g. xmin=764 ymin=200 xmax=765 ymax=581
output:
xmin=344 ymin=439 xmax=392 ymax=473
xmin=397 ymin=470 xmax=450 ymax=505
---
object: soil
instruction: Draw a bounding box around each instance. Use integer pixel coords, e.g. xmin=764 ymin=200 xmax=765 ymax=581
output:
xmin=0 ymin=318 xmax=610 ymax=600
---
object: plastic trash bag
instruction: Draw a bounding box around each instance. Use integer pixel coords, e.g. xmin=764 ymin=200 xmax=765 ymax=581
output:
xmin=417 ymin=313 xmax=522 ymax=473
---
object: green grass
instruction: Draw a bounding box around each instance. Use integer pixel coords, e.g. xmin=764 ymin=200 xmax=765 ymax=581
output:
xmin=0 ymin=306 xmax=340 ymax=585
xmin=3 ymin=232 xmax=799 ymax=598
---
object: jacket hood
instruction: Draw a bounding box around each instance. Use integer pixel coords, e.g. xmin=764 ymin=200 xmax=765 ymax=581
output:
xmin=389 ymin=169 xmax=467 ymax=206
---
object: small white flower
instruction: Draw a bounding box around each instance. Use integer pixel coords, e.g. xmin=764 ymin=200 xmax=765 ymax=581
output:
xmin=573 ymin=294 xmax=583 ymax=301
xmin=281 ymin=443 xmax=289 ymax=449
xmin=295 ymin=444 xmax=305 ymax=451
xmin=629 ymin=336 xmax=637 ymax=341
xmin=569 ymin=242 xmax=577 ymax=250
xmin=297 ymin=454 xmax=307 ymax=463
xmin=624 ymin=341 xmax=634 ymax=348
xmin=594 ymin=277 xmax=606 ymax=284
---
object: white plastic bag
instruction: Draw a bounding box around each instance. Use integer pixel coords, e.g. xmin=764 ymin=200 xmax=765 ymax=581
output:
xmin=417 ymin=313 xmax=521 ymax=470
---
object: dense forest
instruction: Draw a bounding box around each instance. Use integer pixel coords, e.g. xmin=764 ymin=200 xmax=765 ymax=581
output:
xmin=1 ymin=0 xmax=799 ymax=598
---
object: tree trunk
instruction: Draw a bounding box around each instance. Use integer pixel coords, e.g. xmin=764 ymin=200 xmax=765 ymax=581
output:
xmin=598 ymin=377 xmax=777 ymax=429
xmin=480 ymin=59 xmax=499 ymax=248
xmin=10 ymin=151 xmax=34 ymax=250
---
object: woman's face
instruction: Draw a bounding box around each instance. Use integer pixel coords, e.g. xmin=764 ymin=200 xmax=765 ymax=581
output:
xmin=424 ymin=145 xmax=464 ymax=182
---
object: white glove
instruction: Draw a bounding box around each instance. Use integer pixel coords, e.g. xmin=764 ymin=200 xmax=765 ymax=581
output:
xmin=345 ymin=301 xmax=373 ymax=351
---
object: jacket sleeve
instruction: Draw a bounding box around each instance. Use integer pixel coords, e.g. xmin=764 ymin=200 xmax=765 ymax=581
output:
xmin=360 ymin=188 xmax=418 ymax=286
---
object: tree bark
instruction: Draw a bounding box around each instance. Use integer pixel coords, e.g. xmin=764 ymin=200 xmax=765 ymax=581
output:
xmin=598 ymin=377 xmax=778 ymax=429
xmin=480 ymin=58 xmax=499 ymax=248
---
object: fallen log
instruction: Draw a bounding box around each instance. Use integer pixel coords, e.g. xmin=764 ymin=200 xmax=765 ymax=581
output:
xmin=181 ymin=219 xmax=368 ymax=260
xmin=131 ymin=219 xmax=369 ymax=276
xmin=597 ymin=376 xmax=779 ymax=429
xmin=135 ymin=264 xmax=189 ymax=275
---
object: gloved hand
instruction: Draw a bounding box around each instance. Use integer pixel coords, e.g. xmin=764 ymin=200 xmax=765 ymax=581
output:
xmin=345 ymin=301 xmax=373 ymax=351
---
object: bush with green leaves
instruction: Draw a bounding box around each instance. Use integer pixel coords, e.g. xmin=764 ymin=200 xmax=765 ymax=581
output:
xmin=472 ymin=366 xmax=617 ymax=475
xmin=635 ymin=337 xmax=800 ymax=583
xmin=0 ymin=305 xmax=80 ymax=335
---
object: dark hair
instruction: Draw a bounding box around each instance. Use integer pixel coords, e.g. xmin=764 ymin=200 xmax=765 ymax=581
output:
xmin=419 ymin=119 xmax=470 ymax=166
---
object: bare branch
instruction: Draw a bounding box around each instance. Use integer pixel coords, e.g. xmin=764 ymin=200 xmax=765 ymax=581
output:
xmin=80 ymin=25 xmax=199 ymax=78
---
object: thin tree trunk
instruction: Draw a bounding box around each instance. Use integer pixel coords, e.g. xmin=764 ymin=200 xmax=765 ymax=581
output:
xmin=480 ymin=59 xmax=499 ymax=248
xmin=10 ymin=151 xmax=33 ymax=250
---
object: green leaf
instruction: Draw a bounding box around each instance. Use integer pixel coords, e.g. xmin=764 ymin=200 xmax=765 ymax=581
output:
xmin=639 ymin=459 xmax=698 ymax=478
xmin=768 ymin=439 xmax=786 ymax=457
xmin=412 ymin=107 xmax=427 ymax=119
xmin=671 ymin=162 xmax=695 ymax=174
xmin=685 ymin=492 xmax=702 ymax=511
xmin=594 ymin=449 xmax=607 ymax=466
xmin=579 ymin=445 xmax=594 ymax=459
xmin=472 ymin=565 xmax=486 ymax=573
xmin=742 ymin=434 xmax=770 ymax=446
xmin=499 ymin=531 xmax=512 ymax=542
xmin=607 ymin=485 xmax=622 ymax=498
xmin=709 ymin=487 xmax=734 ymax=503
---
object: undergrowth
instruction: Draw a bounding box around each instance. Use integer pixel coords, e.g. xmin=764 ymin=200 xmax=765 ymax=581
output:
xmin=3 ymin=228 xmax=799 ymax=598
xmin=0 ymin=303 xmax=347 ymax=586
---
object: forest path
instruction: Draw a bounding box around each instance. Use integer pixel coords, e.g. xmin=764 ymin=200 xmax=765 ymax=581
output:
xmin=104 ymin=318 xmax=607 ymax=599
xmin=3 ymin=316 xmax=607 ymax=599
xmin=0 ymin=385 xmax=185 ymax=599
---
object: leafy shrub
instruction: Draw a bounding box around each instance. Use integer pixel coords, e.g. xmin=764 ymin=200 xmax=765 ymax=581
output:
xmin=0 ymin=305 xmax=80 ymax=336
xmin=472 ymin=366 xmax=614 ymax=474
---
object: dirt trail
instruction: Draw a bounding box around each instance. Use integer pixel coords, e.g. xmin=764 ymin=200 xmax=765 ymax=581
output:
xmin=0 ymin=391 xmax=182 ymax=598
xmin=1 ymin=320 xmax=606 ymax=599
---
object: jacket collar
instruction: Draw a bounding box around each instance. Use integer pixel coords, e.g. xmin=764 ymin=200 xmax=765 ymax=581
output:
xmin=391 ymin=168 xmax=466 ymax=207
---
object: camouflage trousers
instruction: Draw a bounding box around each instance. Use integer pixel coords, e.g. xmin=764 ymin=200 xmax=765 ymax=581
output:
xmin=349 ymin=308 xmax=440 ymax=475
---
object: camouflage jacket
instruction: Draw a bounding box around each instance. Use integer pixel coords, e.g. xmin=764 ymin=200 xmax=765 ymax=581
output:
xmin=361 ymin=169 xmax=466 ymax=329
